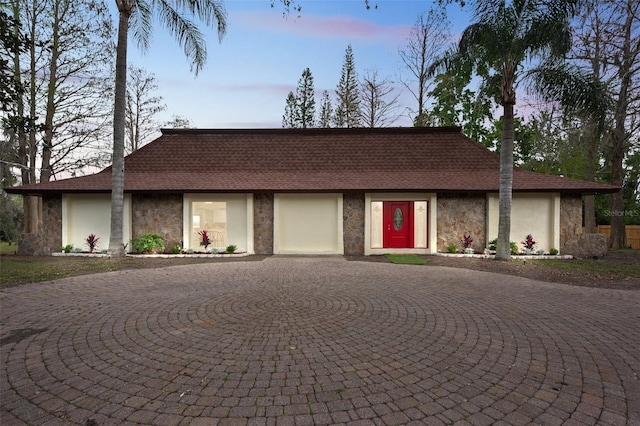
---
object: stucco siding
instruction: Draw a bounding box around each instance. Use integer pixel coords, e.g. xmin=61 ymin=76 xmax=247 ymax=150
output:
xmin=62 ymin=194 xmax=131 ymax=252
xmin=487 ymin=193 xmax=560 ymax=253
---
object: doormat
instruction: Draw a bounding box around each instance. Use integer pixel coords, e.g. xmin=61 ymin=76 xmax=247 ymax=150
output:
xmin=384 ymin=254 xmax=428 ymax=265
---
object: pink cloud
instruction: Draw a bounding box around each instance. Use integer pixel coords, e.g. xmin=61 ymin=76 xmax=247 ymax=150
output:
xmin=237 ymin=10 xmax=411 ymax=43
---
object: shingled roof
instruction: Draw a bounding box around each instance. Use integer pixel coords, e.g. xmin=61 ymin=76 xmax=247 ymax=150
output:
xmin=5 ymin=127 xmax=620 ymax=195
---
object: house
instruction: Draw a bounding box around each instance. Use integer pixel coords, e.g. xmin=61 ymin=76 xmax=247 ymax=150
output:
xmin=5 ymin=127 xmax=619 ymax=256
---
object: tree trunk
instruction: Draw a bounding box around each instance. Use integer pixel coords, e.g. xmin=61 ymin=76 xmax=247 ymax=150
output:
xmin=609 ymin=124 xmax=626 ymax=248
xmin=40 ymin=0 xmax=61 ymax=185
xmin=583 ymin=196 xmax=597 ymax=233
xmin=583 ymin=124 xmax=599 ymax=233
xmin=608 ymin=0 xmax=634 ymax=249
xmin=26 ymin=0 xmax=41 ymax=233
xmin=496 ymin=102 xmax=514 ymax=260
xmin=11 ymin=0 xmax=36 ymax=234
xmin=108 ymin=8 xmax=130 ymax=257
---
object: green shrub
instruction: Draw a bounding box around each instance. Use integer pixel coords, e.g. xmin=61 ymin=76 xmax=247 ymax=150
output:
xmin=487 ymin=238 xmax=519 ymax=255
xmin=61 ymin=244 xmax=73 ymax=253
xmin=549 ymin=248 xmax=559 ymax=255
xmin=447 ymin=244 xmax=457 ymax=253
xmin=170 ymin=244 xmax=182 ymax=254
xmin=130 ymin=234 xmax=165 ymax=254
xmin=225 ymin=244 xmax=237 ymax=254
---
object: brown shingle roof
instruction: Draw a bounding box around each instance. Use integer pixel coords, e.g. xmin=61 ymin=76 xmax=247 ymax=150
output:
xmin=5 ymin=127 xmax=620 ymax=194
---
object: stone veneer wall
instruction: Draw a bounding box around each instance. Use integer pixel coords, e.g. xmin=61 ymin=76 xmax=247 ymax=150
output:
xmin=437 ymin=193 xmax=486 ymax=253
xmin=254 ymin=193 xmax=274 ymax=254
xmin=559 ymin=194 xmax=582 ymax=253
xmin=18 ymin=195 xmax=62 ymax=256
xmin=343 ymin=193 xmax=365 ymax=255
xmin=131 ymin=194 xmax=182 ymax=252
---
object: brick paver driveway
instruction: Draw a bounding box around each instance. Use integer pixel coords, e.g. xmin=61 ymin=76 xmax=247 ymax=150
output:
xmin=1 ymin=257 xmax=639 ymax=425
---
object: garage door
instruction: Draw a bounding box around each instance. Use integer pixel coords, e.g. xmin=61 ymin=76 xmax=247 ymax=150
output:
xmin=274 ymin=193 xmax=343 ymax=254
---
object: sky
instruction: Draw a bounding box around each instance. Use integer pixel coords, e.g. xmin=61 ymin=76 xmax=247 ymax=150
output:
xmin=118 ymin=0 xmax=473 ymax=129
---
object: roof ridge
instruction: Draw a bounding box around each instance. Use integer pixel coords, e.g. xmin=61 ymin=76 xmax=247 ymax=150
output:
xmin=160 ymin=126 xmax=463 ymax=136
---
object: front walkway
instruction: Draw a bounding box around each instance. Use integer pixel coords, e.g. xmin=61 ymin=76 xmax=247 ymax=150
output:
xmin=1 ymin=257 xmax=639 ymax=425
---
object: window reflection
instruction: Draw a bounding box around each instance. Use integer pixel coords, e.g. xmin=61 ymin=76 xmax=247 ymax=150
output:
xmin=192 ymin=202 xmax=226 ymax=248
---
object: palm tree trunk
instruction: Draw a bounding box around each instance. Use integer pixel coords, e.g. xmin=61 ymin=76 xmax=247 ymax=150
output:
xmin=108 ymin=7 xmax=130 ymax=256
xmin=496 ymin=102 xmax=514 ymax=260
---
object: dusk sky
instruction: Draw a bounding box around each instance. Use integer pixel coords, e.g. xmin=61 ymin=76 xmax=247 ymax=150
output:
xmin=117 ymin=0 xmax=475 ymax=129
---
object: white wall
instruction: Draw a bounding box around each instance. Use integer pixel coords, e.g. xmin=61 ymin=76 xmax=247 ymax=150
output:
xmin=183 ymin=194 xmax=253 ymax=253
xmin=274 ymin=193 xmax=343 ymax=254
xmin=486 ymin=193 xmax=560 ymax=252
xmin=62 ymin=194 xmax=131 ymax=251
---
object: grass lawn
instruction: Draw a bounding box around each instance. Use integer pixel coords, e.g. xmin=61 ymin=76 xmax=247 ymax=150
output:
xmin=384 ymin=254 xmax=428 ymax=265
xmin=1 ymin=241 xmax=18 ymax=255
xmin=0 ymin=255 xmax=217 ymax=289
xmin=529 ymin=253 xmax=640 ymax=278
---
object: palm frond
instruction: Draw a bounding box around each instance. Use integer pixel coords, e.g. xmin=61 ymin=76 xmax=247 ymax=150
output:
xmin=130 ymin=0 xmax=153 ymax=52
xmin=169 ymin=0 xmax=227 ymax=41
xmin=528 ymin=62 xmax=613 ymax=131
xmin=155 ymin=1 xmax=208 ymax=74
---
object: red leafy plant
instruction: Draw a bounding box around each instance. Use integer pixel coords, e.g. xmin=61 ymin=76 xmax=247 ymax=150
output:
xmin=199 ymin=230 xmax=212 ymax=250
xmin=522 ymin=234 xmax=536 ymax=250
xmin=86 ymin=234 xmax=100 ymax=253
xmin=461 ymin=233 xmax=474 ymax=249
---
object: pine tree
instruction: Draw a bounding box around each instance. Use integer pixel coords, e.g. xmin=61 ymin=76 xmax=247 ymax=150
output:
xmin=282 ymin=68 xmax=316 ymax=128
xmin=318 ymin=90 xmax=333 ymax=128
xmin=334 ymin=45 xmax=361 ymax=128
xmin=297 ymin=68 xmax=316 ymax=128
xmin=282 ymin=91 xmax=298 ymax=128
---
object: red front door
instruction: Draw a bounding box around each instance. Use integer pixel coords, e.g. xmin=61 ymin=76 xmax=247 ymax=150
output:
xmin=383 ymin=201 xmax=413 ymax=248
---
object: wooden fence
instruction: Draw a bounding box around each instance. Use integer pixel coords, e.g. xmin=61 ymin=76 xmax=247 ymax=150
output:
xmin=587 ymin=225 xmax=640 ymax=250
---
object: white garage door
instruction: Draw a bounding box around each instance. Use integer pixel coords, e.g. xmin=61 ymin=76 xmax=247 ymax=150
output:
xmin=274 ymin=193 xmax=343 ymax=254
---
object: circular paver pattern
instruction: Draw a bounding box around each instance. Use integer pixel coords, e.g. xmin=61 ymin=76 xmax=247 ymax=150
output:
xmin=1 ymin=257 xmax=639 ymax=425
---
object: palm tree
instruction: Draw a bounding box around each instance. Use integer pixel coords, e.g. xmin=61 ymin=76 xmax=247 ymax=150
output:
xmin=108 ymin=0 xmax=227 ymax=256
xmin=440 ymin=0 xmax=579 ymax=260
xmin=531 ymin=63 xmax=612 ymax=232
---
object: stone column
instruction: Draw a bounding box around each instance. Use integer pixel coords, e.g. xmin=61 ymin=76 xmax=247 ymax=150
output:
xmin=343 ymin=193 xmax=365 ymax=255
xmin=253 ymin=193 xmax=274 ymax=255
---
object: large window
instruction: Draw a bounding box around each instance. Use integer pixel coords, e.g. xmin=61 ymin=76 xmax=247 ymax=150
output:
xmin=192 ymin=201 xmax=227 ymax=249
xmin=183 ymin=194 xmax=253 ymax=253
